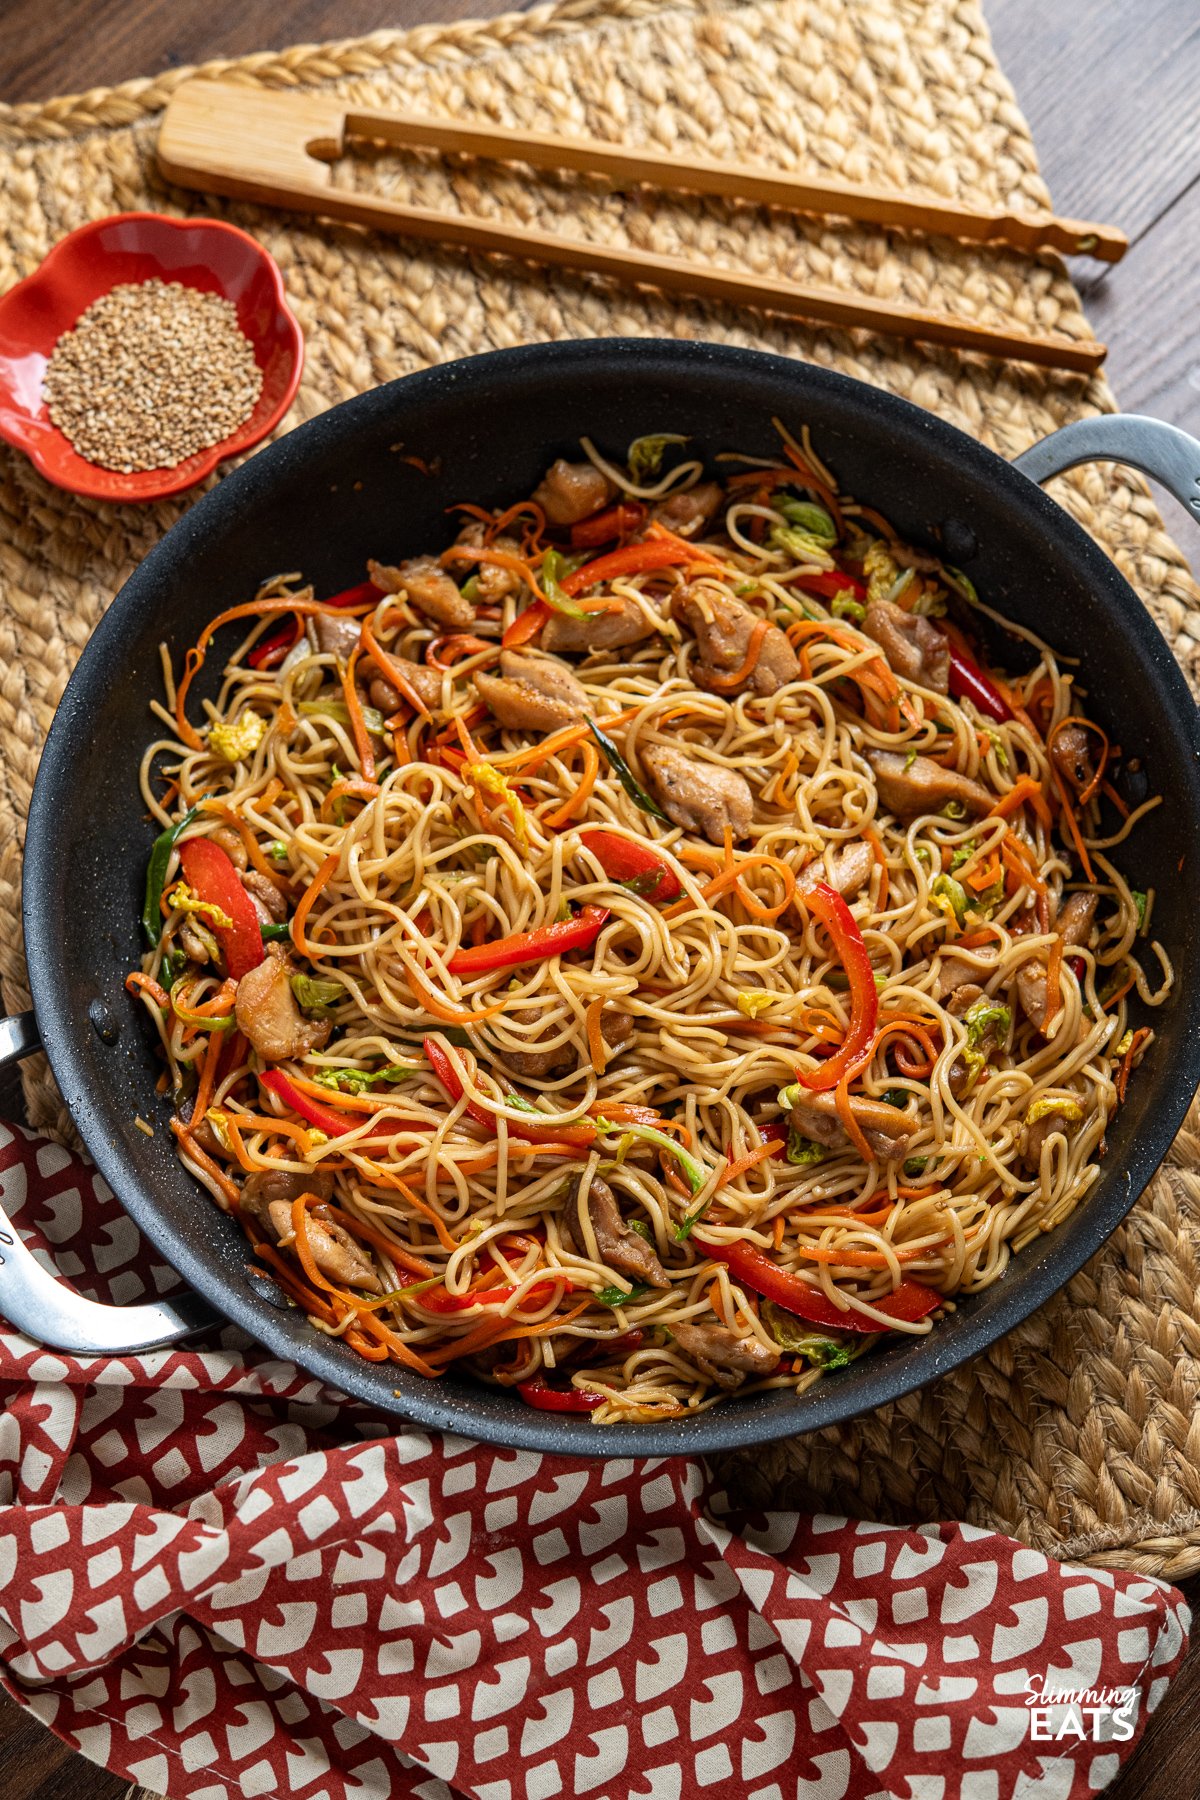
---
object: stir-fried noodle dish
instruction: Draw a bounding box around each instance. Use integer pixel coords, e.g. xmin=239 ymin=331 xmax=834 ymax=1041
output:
xmin=130 ymin=421 xmax=1168 ymax=1422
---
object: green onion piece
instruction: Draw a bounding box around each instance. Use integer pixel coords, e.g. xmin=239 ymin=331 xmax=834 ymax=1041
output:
xmin=260 ymin=921 xmax=292 ymax=942
xmin=903 ymin=1156 xmax=928 ymax=1178
xmin=300 ymin=699 xmax=385 ymax=734
xmin=160 ymin=948 xmax=188 ymax=992
xmin=775 ymin=497 xmax=837 ymax=542
xmin=142 ymin=802 xmax=206 ymax=947
xmin=761 ymin=1301 xmax=855 ymax=1366
xmin=541 ymin=549 xmax=596 ymax=621
xmin=594 ymin=1283 xmax=652 ymax=1308
xmin=1132 ymin=890 xmax=1148 ymax=934
xmin=312 ymin=1063 xmax=415 ymax=1094
xmin=881 ymin=1088 xmax=912 ymax=1110
xmin=290 ymin=974 xmax=345 ymax=1018
xmin=628 ymin=433 xmax=689 ymax=482
xmin=627 ymin=1219 xmax=652 ymax=1240
xmin=830 ymin=592 xmax=866 ymax=622
xmin=586 ymin=717 xmax=669 ymax=822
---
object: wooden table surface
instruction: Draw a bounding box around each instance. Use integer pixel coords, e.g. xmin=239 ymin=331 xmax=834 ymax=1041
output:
xmin=1 ymin=3 xmax=1198 ymax=1798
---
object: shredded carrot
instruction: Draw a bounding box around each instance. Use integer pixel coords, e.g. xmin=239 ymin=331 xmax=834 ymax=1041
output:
xmin=402 ymin=959 xmax=507 ymax=1026
xmin=793 ymin=1241 xmax=931 ymax=1269
xmin=988 ymin=775 xmax=1050 ymax=828
xmin=320 ymin=779 xmax=380 ymax=823
xmin=291 ymin=852 xmax=339 ymax=956
xmin=174 ymin=596 xmax=376 ymax=750
xmin=125 ymin=971 xmax=169 ymax=1010
xmin=425 ymin=1296 xmax=590 ymax=1367
xmin=1103 ymin=969 xmax=1137 ymax=1013
xmin=340 ymin=646 xmax=377 ymax=782
xmin=779 ymin=438 xmax=845 ymax=532
xmin=871 ymin=1016 xmax=941 ymax=1079
xmin=543 ymin=740 xmax=600 ymax=830
xmin=722 ymin=1138 xmax=784 ymax=1185
xmin=864 ymin=827 xmax=888 ymax=909
xmin=1049 ymin=766 xmax=1097 ymax=884
xmin=490 ymin=706 xmax=642 ymax=772
xmin=964 ymin=851 xmax=1003 ymax=894
xmin=1048 ymin=714 xmax=1109 ymax=808
xmin=359 ymin=615 xmax=432 ymax=720
xmin=773 ymin=1214 xmax=786 ymax=1249
xmin=1116 ymin=1027 xmax=1151 ymax=1105
xmin=702 ymin=619 xmax=770 ymax=691
xmin=585 ymin=997 xmax=607 ymax=1076
xmin=201 ymin=800 xmax=290 ymax=891
xmin=1044 ymin=935 xmax=1064 ymax=1027
xmin=834 ymin=1075 xmax=875 ymax=1163
xmin=170 ymin=1115 xmax=240 ymax=1207
xmin=289 ymin=1194 xmax=437 ymax=1374
xmin=253 ymin=1242 xmax=342 ymax=1324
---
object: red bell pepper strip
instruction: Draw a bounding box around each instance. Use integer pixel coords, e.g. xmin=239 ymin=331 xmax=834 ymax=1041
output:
xmin=518 ymin=1379 xmax=605 ymax=1413
xmin=580 ymin=829 xmax=682 ymax=903
xmin=422 ymin=1278 xmax=576 ymax=1313
xmin=177 ymin=838 xmax=264 ymax=981
xmin=570 ymin=502 xmax=646 ymax=548
xmin=560 ymin=539 xmax=715 ymax=597
xmin=248 ymin=621 xmax=300 ymax=670
xmin=793 ymin=569 xmax=867 ymax=601
xmin=325 ymin=579 xmax=385 ymax=611
xmin=705 ymin=1237 xmax=940 ymax=1334
xmin=799 ymin=881 xmax=877 ymax=1092
xmin=502 ymin=601 xmax=551 ymax=649
xmin=423 ymin=1035 xmax=598 ymax=1149
xmin=259 ymin=1069 xmax=362 ymax=1137
xmin=947 ymin=643 xmax=1012 ymax=724
xmin=446 ymin=905 xmax=610 ymax=976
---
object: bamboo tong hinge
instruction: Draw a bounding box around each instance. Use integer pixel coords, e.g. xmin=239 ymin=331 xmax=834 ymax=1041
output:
xmin=158 ymin=80 xmax=1123 ymax=374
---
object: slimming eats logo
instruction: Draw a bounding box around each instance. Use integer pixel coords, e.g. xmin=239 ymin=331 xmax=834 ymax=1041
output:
xmin=1023 ymin=1673 xmax=1137 ymax=1742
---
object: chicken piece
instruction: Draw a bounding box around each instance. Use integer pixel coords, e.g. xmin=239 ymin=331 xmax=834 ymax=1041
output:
xmin=1050 ymin=724 xmax=1097 ymax=793
xmin=936 ymin=954 xmax=995 ymax=999
xmin=867 ymin=750 xmax=992 ymax=821
xmin=242 ymin=869 xmax=288 ymax=924
xmin=179 ymin=918 xmax=215 ymax=965
xmin=235 ymin=949 xmax=331 ymax=1062
xmin=1016 ymin=891 xmax=1099 ymax=1031
xmin=267 ymin=1199 xmax=382 ymax=1294
xmin=505 ymin=1008 xmax=633 ymax=1079
xmin=653 ymin=481 xmax=723 ymax=538
xmin=309 ymin=611 xmax=362 ymax=660
xmin=672 ymin=586 xmax=800 ymax=698
xmin=863 ymin=599 xmax=950 ymax=694
xmin=239 ymin=1166 xmax=335 ymax=1232
xmin=642 ymin=743 xmax=754 ymax=845
xmin=369 ymin=556 xmax=473 ymax=630
xmin=1021 ymin=1107 xmax=1077 ymax=1171
xmin=582 ymin=1175 xmax=670 ymax=1290
xmin=531 ymin=458 xmax=615 ymax=527
xmin=798 ymin=840 xmax=875 ymax=901
xmin=541 ymin=595 xmax=661 ymax=654
xmin=369 ymin=662 xmax=442 ymax=716
xmin=671 ymin=1322 xmax=780 ymax=1390
xmin=209 ymin=824 xmax=248 ymax=870
xmin=788 ymin=1088 xmax=919 ymax=1162
xmin=454 ymin=522 xmax=525 ymax=601
xmin=474 ymin=649 xmax=588 ymax=732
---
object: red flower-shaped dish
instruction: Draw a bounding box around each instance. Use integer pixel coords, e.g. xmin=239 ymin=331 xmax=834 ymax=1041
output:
xmin=0 ymin=212 xmax=304 ymax=502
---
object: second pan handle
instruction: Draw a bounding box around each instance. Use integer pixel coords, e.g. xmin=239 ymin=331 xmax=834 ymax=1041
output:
xmin=1013 ymin=414 xmax=1200 ymax=524
xmin=0 ymin=1010 xmax=219 ymax=1353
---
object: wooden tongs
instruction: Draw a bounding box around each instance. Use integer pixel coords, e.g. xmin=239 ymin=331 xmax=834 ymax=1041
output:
xmin=158 ymin=80 xmax=1124 ymax=374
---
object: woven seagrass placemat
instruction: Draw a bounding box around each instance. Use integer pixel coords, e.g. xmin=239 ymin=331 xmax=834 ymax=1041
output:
xmin=2 ymin=0 xmax=1199 ymax=1577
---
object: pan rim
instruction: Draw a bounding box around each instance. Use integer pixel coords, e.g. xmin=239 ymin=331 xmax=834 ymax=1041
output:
xmin=23 ymin=336 xmax=1200 ymax=1457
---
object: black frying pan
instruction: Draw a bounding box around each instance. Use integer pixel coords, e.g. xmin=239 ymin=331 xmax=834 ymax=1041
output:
xmin=4 ymin=339 xmax=1200 ymax=1458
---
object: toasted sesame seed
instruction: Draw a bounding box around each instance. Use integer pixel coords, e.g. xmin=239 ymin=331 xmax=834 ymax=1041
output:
xmin=42 ymin=278 xmax=263 ymax=473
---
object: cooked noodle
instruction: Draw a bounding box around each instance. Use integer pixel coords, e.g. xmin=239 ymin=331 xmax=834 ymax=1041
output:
xmin=129 ymin=425 xmax=1167 ymax=1422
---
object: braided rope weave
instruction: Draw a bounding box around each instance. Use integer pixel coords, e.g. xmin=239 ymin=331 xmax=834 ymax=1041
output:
xmin=1 ymin=0 xmax=1198 ymax=1575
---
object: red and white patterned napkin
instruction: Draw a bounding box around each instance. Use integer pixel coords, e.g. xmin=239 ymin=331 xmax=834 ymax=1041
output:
xmin=0 ymin=1119 xmax=1189 ymax=1800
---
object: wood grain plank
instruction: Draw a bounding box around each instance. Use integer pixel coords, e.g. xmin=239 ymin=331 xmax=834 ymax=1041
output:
xmin=986 ymin=0 xmax=1200 ymax=242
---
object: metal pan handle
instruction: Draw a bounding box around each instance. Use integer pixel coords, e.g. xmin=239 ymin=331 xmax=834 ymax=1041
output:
xmin=1014 ymin=414 xmax=1200 ymax=525
xmin=0 ymin=1010 xmax=218 ymax=1353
